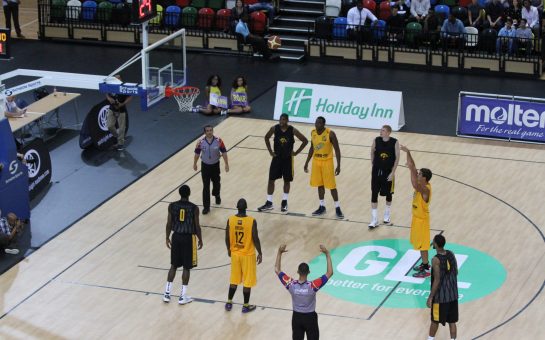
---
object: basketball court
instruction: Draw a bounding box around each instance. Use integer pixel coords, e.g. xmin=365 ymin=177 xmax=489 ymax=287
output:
xmin=0 ymin=117 xmax=543 ymax=339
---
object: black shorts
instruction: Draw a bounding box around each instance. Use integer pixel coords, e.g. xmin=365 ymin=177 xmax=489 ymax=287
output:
xmin=431 ymin=301 xmax=458 ymax=325
xmin=171 ymin=233 xmax=197 ymax=269
xmin=269 ymin=156 xmax=294 ymax=182
xmin=371 ymin=167 xmax=394 ymax=196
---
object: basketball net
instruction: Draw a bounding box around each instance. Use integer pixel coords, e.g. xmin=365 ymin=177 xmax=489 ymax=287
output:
xmin=165 ymin=86 xmax=200 ymax=112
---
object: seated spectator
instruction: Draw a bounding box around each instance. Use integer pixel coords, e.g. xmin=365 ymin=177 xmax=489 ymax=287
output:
xmin=249 ymin=0 xmax=275 ymax=24
xmin=424 ymin=7 xmax=441 ymax=48
xmin=515 ymin=18 xmax=533 ymax=55
xmin=347 ymin=0 xmax=379 ymax=43
xmin=409 ymin=0 xmax=430 ymax=23
xmin=521 ymin=0 xmax=540 ymax=36
xmin=441 ymin=13 xmax=466 ymax=50
xmin=230 ymin=0 xmax=249 ymax=34
xmin=530 ymin=0 xmax=543 ymax=12
xmin=0 ymin=211 xmax=23 ymax=255
xmin=4 ymin=95 xmax=26 ymax=118
xmin=468 ymin=0 xmax=486 ymax=30
xmin=392 ymin=0 xmax=410 ymax=19
xmin=506 ymin=0 xmax=523 ymax=26
xmin=235 ymin=14 xmax=277 ymax=61
xmin=387 ymin=6 xmax=406 ymax=42
xmin=226 ymin=76 xmax=251 ymax=115
xmin=496 ymin=18 xmax=516 ymax=54
xmin=486 ymin=0 xmax=505 ymax=30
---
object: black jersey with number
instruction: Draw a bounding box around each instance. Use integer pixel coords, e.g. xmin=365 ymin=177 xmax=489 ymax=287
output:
xmin=373 ymin=137 xmax=397 ymax=170
xmin=169 ymin=200 xmax=197 ymax=234
xmin=274 ymin=125 xmax=295 ymax=158
xmin=431 ymin=250 xmax=459 ymax=303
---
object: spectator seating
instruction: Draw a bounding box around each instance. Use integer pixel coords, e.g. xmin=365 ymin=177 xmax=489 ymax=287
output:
xmin=405 ymin=21 xmax=422 ymax=47
xmin=191 ymin=0 xmax=207 ymax=9
xmin=316 ymin=16 xmax=333 ymax=39
xmin=465 ymin=26 xmax=479 ymax=48
xmin=112 ymin=2 xmax=131 ymax=26
xmin=176 ymin=0 xmax=191 ymax=6
xmin=333 ymin=16 xmax=348 ymax=39
xmin=379 ymin=1 xmax=391 ymax=20
xmin=451 ymin=6 xmax=468 ymax=22
xmin=165 ymin=5 xmax=182 ymax=28
xmin=149 ymin=4 xmax=164 ymax=25
xmin=373 ymin=19 xmax=386 ymax=41
xmin=66 ymin=0 xmax=81 ymax=21
xmin=52 ymin=0 xmax=67 ymax=22
xmin=198 ymin=7 xmax=215 ymax=29
xmin=363 ymin=0 xmax=376 ymax=12
xmin=216 ymin=8 xmax=231 ymax=31
xmin=481 ymin=28 xmax=498 ymax=53
xmin=250 ymin=11 xmax=267 ymax=34
xmin=97 ymin=1 xmax=113 ymax=23
xmin=82 ymin=1 xmax=97 ymax=22
xmin=182 ymin=6 xmax=198 ymax=26
xmin=208 ymin=0 xmax=225 ymax=11
xmin=326 ymin=0 xmax=342 ymax=17
xmin=434 ymin=4 xmax=450 ymax=19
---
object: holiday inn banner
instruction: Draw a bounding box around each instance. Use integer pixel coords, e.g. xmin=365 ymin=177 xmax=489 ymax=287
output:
xmin=274 ymin=81 xmax=405 ymax=131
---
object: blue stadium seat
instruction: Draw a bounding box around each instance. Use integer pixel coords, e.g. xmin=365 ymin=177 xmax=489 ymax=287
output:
xmin=165 ymin=5 xmax=182 ymax=28
xmin=373 ymin=19 xmax=386 ymax=41
xmin=82 ymin=1 xmax=97 ymax=21
xmin=333 ymin=17 xmax=348 ymax=39
xmin=434 ymin=4 xmax=450 ymax=17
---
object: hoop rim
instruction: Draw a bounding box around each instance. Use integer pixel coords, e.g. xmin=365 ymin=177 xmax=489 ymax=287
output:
xmin=165 ymin=86 xmax=200 ymax=98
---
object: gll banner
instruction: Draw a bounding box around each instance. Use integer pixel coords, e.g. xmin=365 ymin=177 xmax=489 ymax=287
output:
xmin=22 ymin=138 xmax=52 ymax=200
xmin=458 ymin=92 xmax=545 ymax=144
xmin=79 ymin=100 xmax=129 ymax=150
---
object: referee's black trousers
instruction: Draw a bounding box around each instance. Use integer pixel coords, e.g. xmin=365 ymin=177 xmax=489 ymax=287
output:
xmin=201 ymin=161 xmax=220 ymax=209
xmin=292 ymin=311 xmax=319 ymax=340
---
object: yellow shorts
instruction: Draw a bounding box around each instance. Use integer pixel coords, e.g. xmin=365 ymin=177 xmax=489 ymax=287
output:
xmin=230 ymin=253 xmax=257 ymax=288
xmin=310 ymin=158 xmax=336 ymax=189
xmin=410 ymin=216 xmax=430 ymax=251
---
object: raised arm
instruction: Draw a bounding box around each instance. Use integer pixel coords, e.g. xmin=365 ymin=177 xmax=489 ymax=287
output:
xmin=264 ymin=126 xmax=275 ymax=157
xmin=320 ymin=245 xmax=334 ymax=279
xmin=252 ymin=220 xmax=263 ymax=264
xmin=275 ymin=244 xmax=287 ymax=275
xmin=401 ymin=145 xmax=418 ymax=190
xmin=293 ymin=128 xmax=309 ymax=156
xmin=330 ymin=130 xmax=341 ymax=175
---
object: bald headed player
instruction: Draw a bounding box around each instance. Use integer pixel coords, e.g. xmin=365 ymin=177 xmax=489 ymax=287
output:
xmin=225 ymin=199 xmax=262 ymax=313
xmin=164 ymin=185 xmax=203 ymax=305
xmin=258 ymin=113 xmax=308 ymax=213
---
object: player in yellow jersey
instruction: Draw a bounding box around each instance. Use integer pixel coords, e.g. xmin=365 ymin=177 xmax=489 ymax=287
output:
xmin=225 ymin=198 xmax=262 ymax=313
xmin=304 ymin=116 xmax=344 ymax=219
xmin=401 ymin=145 xmax=433 ymax=278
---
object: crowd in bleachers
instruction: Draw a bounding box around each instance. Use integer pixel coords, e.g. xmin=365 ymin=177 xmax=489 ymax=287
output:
xmin=320 ymin=0 xmax=543 ymax=55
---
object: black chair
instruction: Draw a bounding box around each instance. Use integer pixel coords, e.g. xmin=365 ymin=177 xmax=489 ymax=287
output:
xmin=480 ymin=28 xmax=498 ymax=54
xmin=451 ymin=6 xmax=468 ymax=24
xmin=315 ymin=16 xmax=333 ymax=40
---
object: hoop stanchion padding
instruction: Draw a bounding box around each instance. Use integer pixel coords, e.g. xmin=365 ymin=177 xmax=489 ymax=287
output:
xmin=165 ymin=86 xmax=200 ymax=112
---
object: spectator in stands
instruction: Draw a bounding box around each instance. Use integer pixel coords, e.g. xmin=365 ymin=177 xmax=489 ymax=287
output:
xmin=249 ymin=0 xmax=275 ymax=24
xmin=486 ymin=0 xmax=505 ymax=29
xmin=468 ymin=0 xmax=487 ymax=30
xmin=530 ymin=0 xmax=543 ymax=13
xmin=409 ymin=0 xmax=430 ymax=23
xmin=106 ymin=75 xmax=132 ymax=151
xmin=236 ymin=14 xmax=278 ymax=61
xmin=230 ymin=0 xmax=249 ymax=34
xmin=496 ymin=18 xmax=516 ymax=54
xmin=390 ymin=0 xmax=410 ymax=6
xmin=4 ymin=95 xmax=26 ymax=118
xmin=441 ymin=13 xmax=466 ymax=50
xmin=226 ymin=76 xmax=251 ymax=115
xmin=0 ymin=211 xmax=23 ymax=255
xmin=515 ymin=18 xmax=533 ymax=55
xmin=393 ymin=0 xmax=410 ymax=19
xmin=424 ymin=7 xmax=441 ymax=48
xmin=2 ymin=0 xmax=24 ymax=38
xmin=193 ymin=75 xmax=224 ymax=115
xmin=387 ymin=6 xmax=406 ymax=42
xmin=347 ymin=0 xmax=379 ymax=43
xmin=506 ymin=0 xmax=523 ymax=26
xmin=521 ymin=0 xmax=540 ymax=36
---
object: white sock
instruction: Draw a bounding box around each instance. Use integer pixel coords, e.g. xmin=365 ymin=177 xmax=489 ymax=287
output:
xmin=371 ymin=209 xmax=377 ymax=220
xmin=181 ymin=285 xmax=187 ymax=297
xmin=282 ymin=192 xmax=289 ymax=200
xmin=266 ymin=195 xmax=273 ymax=202
xmin=427 ymin=337 xmax=434 ymax=340
xmin=165 ymin=282 xmax=172 ymax=293
xmin=385 ymin=205 xmax=391 ymax=214
xmin=319 ymin=200 xmax=325 ymax=206
xmin=334 ymin=201 xmax=340 ymax=208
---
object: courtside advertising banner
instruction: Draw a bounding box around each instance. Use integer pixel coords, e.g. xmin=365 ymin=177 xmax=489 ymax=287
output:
xmin=274 ymin=81 xmax=405 ymax=131
xmin=458 ymin=92 xmax=545 ymax=144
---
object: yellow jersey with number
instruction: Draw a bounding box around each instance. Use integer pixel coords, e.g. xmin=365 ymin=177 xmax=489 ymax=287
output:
xmin=412 ymin=183 xmax=431 ymax=220
xmin=311 ymin=128 xmax=333 ymax=160
xmin=229 ymin=215 xmax=255 ymax=256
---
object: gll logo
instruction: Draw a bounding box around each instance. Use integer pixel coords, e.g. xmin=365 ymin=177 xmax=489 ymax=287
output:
xmin=282 ymin=87 xmax=313 ymax=118
xmin=9 ymin=160 xmax=18 ymax=175
xmin=309 ymin=239 xmax=506 ymax=309
xmin=98 ymin=105 xmax=110 ymax=132
xmin=24 ymin=149 xmax=41 ymax=178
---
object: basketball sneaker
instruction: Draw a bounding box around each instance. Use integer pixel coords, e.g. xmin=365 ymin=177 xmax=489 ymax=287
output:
xmin=242 ymin=305 xmax=256 ymax=313
xmin=383 ymin=211 xmax=391 ymax=225
xmin=179 ymin=295 xmax=194 ymax=305
xmin=191 ymin=105 xmax=202 ymax=113
xmin=225 ymin=302 xmax=233 ymax=312
xmin=413 ymin=270 xmax=431 ymax=278
xmin=368 ymin=217 xmax=378 ymax=229
xmin=215 ymin=195 xmax=221 ymax=205
xmin=258 ymin=201 xmax=273 ymax=212
xmin=312 ymin=206 xmax=326 ymax=216
xmin=163 ymin=292 xmax=171 ymax=303
xmin=413 ymin=263 xmax=430 ymax=272
xmin=4 ymin=248 xmax=19 ymax=255
xmin=220 ymin=109 xmax=228 ymax=116
xmin=335 ymin=207 xmax=344 ymax=219
xmin=281 ymin=200 xmax=288 ymax=213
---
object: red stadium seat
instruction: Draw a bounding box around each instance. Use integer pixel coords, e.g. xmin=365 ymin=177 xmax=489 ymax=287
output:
xmin=245 ymin=0 xmax=258 ymax=4
xmin=176 ymin=0 xmax=190 ymax=7
xmin=458 ymin=0 xmax=472 ymax=7
xmin=250 ymin=11 xmax=266 ymax=34
xmin=379 ymin=1 xmax=390 ymax=20
xmin=216 ymin=8 xmax=232 ymax=31
xmin=198 ymin=7 xmax=215 ymax=29
xmin=363 ymin=0 xmax=376 ymax=13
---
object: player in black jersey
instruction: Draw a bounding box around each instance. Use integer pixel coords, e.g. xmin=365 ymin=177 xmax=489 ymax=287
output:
xmin=369 ymin=125 xmax=400 ymax=228
xmin=427 ymin=234 xmax=459 ymax=340
xmin=258 ymin=114 xmax=308 ymax=213
xmin=163 ymin=185 xmax=203 ymax=305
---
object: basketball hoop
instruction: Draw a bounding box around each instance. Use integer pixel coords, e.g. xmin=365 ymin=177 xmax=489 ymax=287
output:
xmin=165 ymin=86 xmax=200 ymax=112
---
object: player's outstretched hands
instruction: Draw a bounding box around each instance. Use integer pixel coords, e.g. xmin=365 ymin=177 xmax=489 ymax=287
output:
xmin=278 ymin=244 xmax=288 ymax=253
xmin=319 ymin=245 xmax=329 ymax=254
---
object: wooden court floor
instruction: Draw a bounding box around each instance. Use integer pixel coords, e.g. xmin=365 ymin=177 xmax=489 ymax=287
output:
xmin=0 ymin=117 xmax=544 ymax=339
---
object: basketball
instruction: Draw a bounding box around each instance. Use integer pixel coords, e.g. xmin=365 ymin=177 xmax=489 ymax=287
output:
xmin=267 ymin=35 xmax=281 ymax=50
